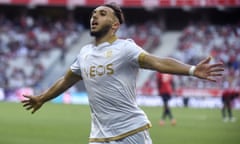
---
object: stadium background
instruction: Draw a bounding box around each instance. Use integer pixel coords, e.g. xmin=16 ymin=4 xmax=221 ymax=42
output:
xmin=0 ymin=0 xmax=240 ymax=107
xmin=0 ymin=1 xmax=240 ymax=144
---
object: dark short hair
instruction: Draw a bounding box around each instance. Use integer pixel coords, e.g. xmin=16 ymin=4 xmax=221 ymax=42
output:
xmin=103 ymin=2 xmax=125 ymax=24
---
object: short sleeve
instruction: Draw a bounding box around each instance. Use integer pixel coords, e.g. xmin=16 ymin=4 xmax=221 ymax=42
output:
xmin=125 ymin=39 xmax=147 ymax=65
xmin=70 ymin=58 xmax=82 ymax=76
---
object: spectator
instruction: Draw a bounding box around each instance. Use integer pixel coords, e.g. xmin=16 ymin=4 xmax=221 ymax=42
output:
xmin=156 ymin=73 xmax=176 ymax=126
xmin=221 ymin=80 xmax=239 ymax=122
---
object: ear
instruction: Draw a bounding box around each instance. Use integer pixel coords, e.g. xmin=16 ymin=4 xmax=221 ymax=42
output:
xmin=112 ymin=22 xmax=120 ymax=29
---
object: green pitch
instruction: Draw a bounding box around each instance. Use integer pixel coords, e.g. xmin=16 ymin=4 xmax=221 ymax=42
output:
xmin=0 ymin=102 xmax=239 ymax=144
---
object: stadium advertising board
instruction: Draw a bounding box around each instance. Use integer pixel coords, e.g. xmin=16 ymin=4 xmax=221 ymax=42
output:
xmin=0 ymin=0 xmax=239 ymax=7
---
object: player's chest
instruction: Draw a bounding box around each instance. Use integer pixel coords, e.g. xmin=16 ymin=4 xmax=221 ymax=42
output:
xmin=82 ymin=48 xmax=118 ymax=65
xmin=80 ymin=47 xmax=123 ymax=78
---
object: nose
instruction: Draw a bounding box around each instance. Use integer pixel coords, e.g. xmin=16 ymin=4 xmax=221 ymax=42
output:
xmin=91 ymin=12 xmax=97 ymax=19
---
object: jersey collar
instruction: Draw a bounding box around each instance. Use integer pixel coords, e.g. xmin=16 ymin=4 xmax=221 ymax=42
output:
xmin=107 ymin=35 xmax=117 ymax=44
xmin=93 ymin=35 xmax=118 ymax=48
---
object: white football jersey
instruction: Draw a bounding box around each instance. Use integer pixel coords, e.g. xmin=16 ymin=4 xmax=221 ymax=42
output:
xmin=70 ymin=38 xmax=151 ymax=140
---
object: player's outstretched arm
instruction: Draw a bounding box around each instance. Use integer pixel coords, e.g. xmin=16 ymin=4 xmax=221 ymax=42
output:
xmin=139 ymin=53 xmax=224 ymax=82
xmin=21 ymin=69 xmax=82 ymax=114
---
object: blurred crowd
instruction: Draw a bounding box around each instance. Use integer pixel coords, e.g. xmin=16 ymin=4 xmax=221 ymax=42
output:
xmin=139 ymin=21 xmax=240 ymax=97
xmin=0 ymin=12 xmax=84 ymax=96
xmin=172 ymin=22 xmax=240 ymax=90
xmin=117 ymin=20 xmax=162 ymax=52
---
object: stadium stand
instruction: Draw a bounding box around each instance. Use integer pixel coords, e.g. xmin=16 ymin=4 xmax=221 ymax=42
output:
xmin=40 ymin=30 xmax=92 ymax=92
xmin=0 ymin=10 xmax=85 ymax=100
xmin=172 ymin=22 xmax=240 ymax=89
xmin=139 ymin=22 xmax=240 ymax=97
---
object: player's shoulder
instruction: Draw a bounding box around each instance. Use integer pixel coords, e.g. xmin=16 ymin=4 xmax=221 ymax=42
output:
xmin=82 ymin=43 xmax=93 ymax=49
xmin=79 ymin=43 xmax=94 ymax=53
xmin=115 ymin=38 xmax=140 ymax=49
xmin=117 ymin=38 xmax=136 ymax=44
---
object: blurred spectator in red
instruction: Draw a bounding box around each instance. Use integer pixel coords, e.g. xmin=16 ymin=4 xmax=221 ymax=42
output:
xmin=156 ymin=73 xmax=176 ymax=126
xmin=221 ymin=86 xmax=239 ymax=122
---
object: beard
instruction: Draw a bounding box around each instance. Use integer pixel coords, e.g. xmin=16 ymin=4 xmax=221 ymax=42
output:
xmin=90 ymin=24 xmax=111 ymax=38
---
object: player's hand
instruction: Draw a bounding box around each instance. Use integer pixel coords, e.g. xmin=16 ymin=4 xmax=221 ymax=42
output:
xmin=21 ymin=95 xmax=44 ymax=114
xmin=194 ymin=56 xmax=224 ymax=82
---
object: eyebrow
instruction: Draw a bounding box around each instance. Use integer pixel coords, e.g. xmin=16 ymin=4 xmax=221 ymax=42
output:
xmin=92 ymin=8 xmax=107 ymax=13
xmin=91 ymin=7 xmax=114 ymax=16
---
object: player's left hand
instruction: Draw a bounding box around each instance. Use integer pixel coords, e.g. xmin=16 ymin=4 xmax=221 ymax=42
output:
xmin=21 ymin=95 xmax=43 ymax=114
xmin=194 ymin=56 xmax=224 ymax=82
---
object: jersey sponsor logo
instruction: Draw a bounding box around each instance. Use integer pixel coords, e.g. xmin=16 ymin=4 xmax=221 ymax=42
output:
xmin=105 ymin=50 xmax=112 ymax=58
xmin=84 ymin=63 xmax=114 ymax=78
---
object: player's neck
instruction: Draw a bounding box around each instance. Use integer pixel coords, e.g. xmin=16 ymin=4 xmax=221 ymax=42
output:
xmin=94 ymin=34 xmax=117 ymax=46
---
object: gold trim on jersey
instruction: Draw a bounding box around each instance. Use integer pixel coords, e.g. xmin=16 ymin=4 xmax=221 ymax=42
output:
xmin=138 ymin=52 xmax=146 ymax=67
xmin=89 ymin=123 xmax=152 ymax=142
xmin=108 ymin=35 xmax=117 ymax=44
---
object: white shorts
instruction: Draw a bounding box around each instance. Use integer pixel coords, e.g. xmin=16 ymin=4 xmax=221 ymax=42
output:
xmin=89 ymin=130 xmax=152 ymax=144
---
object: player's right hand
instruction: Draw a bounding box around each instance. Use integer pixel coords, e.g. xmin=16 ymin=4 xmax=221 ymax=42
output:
xmin=21 ymin=95 xmax=44 ymax=114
